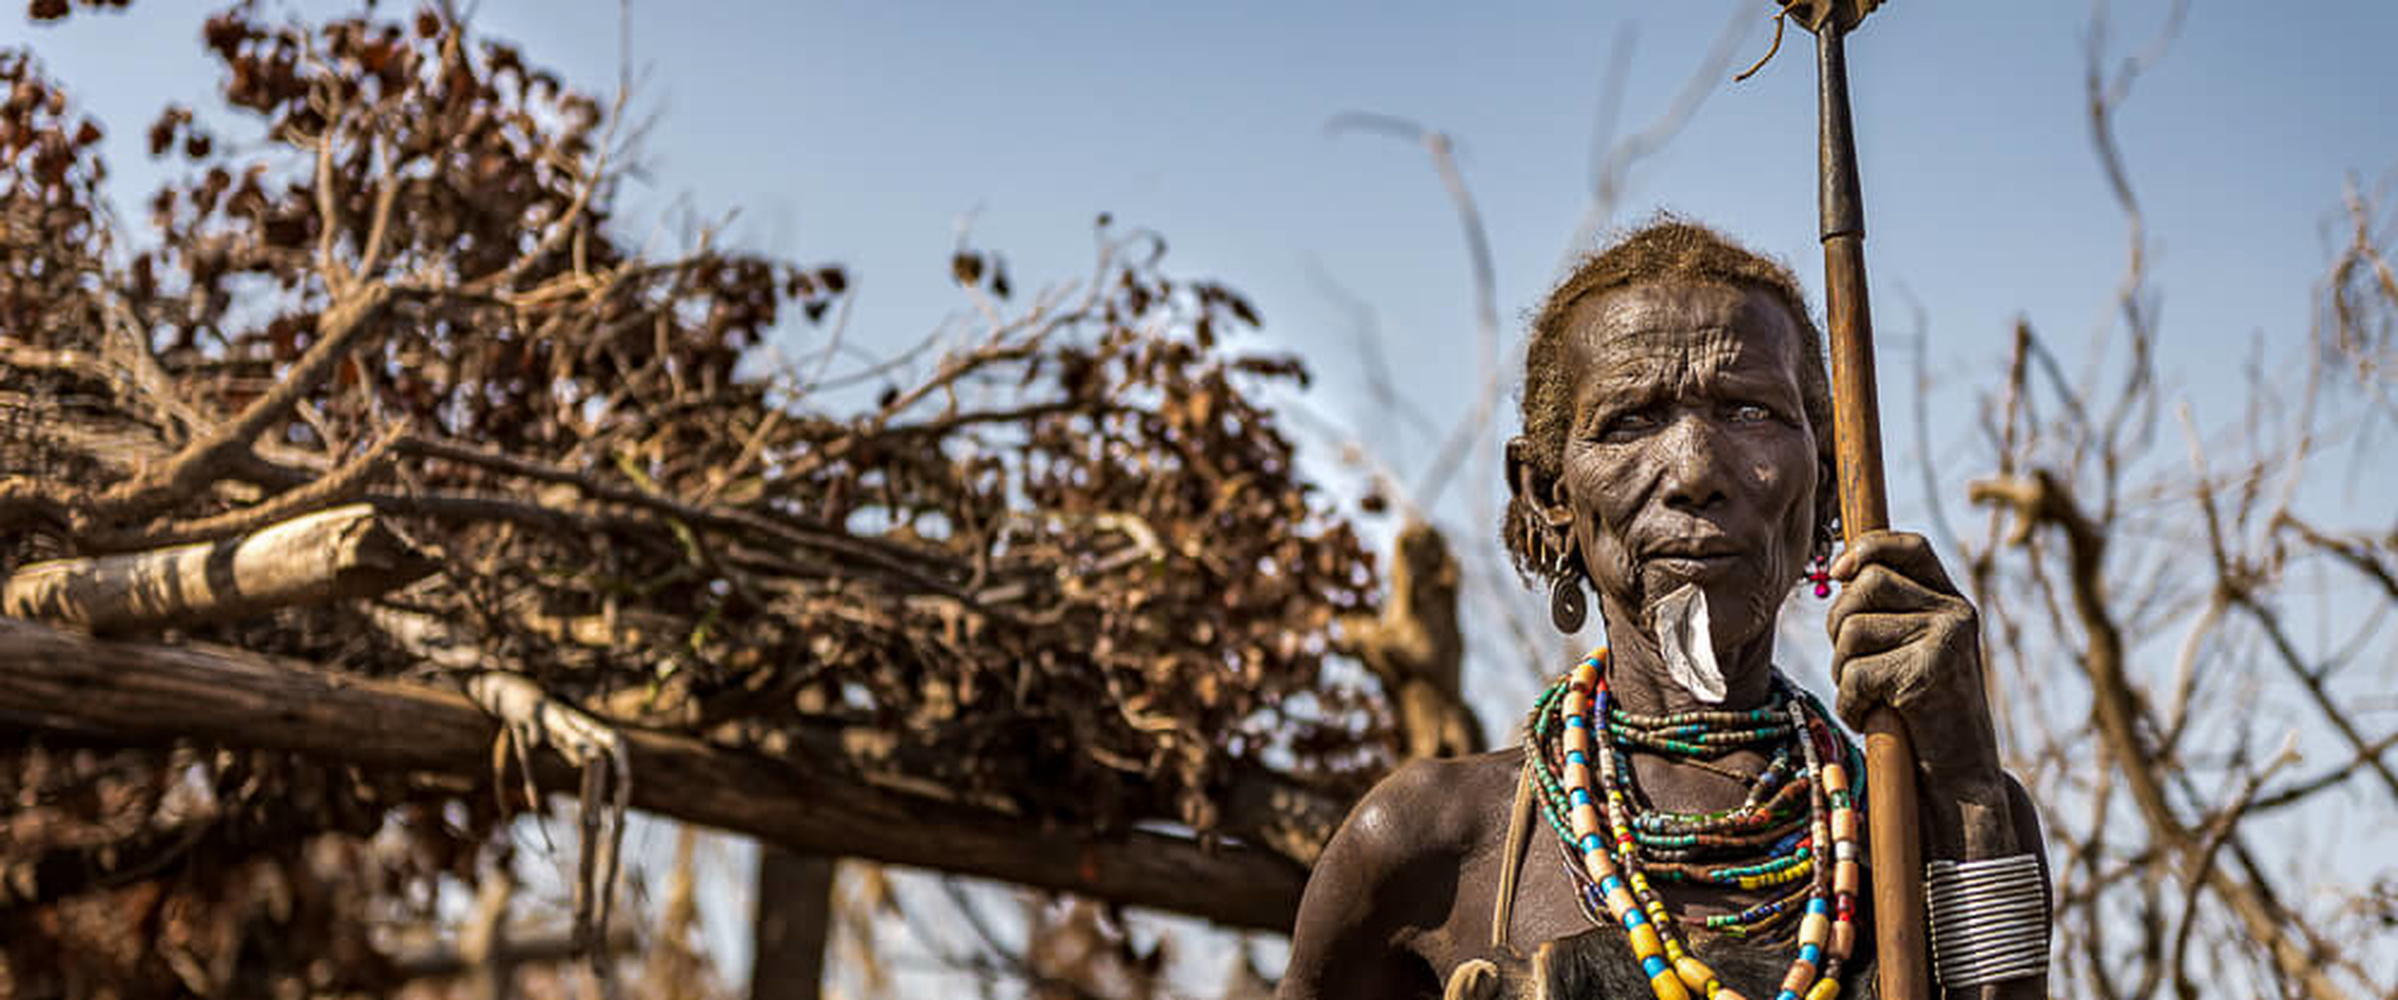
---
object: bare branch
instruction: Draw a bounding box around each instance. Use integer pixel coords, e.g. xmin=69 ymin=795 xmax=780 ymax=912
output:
xmin=2 ymin=504 xmax=432 ymax=632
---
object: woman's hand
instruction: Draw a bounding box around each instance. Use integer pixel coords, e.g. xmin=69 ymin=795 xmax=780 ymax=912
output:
xmin=1825 ymin=530 xmax=2003 ymax=787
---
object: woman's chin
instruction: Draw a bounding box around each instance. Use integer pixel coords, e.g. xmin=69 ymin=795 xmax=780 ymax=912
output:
xmin=1638 ymin=555 xmax=1743 ymax=596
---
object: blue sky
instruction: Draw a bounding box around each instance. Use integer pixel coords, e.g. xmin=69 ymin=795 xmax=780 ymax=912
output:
xmin=24 ymin=1 xmax=2398 ymax=990
xmin=34 ymin=1 xmax=2398 ymax=443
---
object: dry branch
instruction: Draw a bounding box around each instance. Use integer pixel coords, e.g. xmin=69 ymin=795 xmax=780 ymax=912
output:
xmin=1969 ymin=472 xmax=2356 ymax=1000
xmin=1 ymin=504 xmax=431 ymax=632
xmin=386 ymin=923 xmax=641 ymax=981
xmin=0 ymin=616 xmax=1313 ymax=931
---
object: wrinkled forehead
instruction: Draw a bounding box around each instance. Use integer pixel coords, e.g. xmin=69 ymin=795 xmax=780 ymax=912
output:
xmin=1559 ymin=280 xmax=1804 ymax=392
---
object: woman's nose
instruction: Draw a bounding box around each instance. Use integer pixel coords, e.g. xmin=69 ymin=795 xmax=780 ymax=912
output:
xmin=1656 ymin=414 xmax=1731 ymax=512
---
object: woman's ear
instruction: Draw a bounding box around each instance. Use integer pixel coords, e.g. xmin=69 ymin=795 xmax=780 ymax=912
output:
xmin=1504 ymin=436 xmax=1575 ymax=532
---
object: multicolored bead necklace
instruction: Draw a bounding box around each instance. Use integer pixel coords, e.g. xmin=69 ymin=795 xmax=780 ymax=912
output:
xmin=1522 ymin=649 xmax=1865 ymax=1000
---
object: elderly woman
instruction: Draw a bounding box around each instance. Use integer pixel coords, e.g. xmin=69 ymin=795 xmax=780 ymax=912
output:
xmin=1279 ymin=221 xmax=2049 ymax=1000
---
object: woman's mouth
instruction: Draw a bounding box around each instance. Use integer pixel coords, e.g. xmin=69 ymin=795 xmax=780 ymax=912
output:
xmin=1645 ymin=552 xmax=1739 ymax=578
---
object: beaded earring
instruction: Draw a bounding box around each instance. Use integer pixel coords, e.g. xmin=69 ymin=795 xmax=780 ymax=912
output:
xmin=1804 ymin=552 xmax=1832 ymax=599
xmin=1803 ymin=523 xmax=1838 ymax=599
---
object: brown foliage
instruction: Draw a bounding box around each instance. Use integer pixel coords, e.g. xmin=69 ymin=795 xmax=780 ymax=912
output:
xmin=0 ymin=3 xmax=1390 ymax=995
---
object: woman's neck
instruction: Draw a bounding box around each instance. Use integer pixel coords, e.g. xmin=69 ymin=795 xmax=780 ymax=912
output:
xmin=1595 ymin=599 xmax=1779 ymax=717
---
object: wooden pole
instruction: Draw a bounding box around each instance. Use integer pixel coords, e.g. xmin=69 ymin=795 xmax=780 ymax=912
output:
xmin=1813 ymin=23 xmax=1931 ymax=1000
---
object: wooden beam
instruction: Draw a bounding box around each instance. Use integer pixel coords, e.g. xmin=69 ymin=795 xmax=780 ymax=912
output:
xmin=0 ymin=617 xmax=1309 ymax=930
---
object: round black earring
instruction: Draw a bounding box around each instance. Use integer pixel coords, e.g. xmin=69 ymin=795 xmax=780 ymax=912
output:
xmin=1549 ymin=548 xmax=1587 ymax=633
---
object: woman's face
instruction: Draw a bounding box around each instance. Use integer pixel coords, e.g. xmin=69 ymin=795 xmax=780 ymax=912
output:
xmin=1553 ymin=280 xmax=1822 ymax=652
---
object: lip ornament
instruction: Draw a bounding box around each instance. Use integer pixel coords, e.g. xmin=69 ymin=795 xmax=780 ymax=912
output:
xmin=1653 ymin=583 xmax=1727 ymax=703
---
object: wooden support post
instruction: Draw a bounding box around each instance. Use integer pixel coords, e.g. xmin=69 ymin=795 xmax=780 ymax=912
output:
xmin=751 ymin=849 xmax=836 ymax=1000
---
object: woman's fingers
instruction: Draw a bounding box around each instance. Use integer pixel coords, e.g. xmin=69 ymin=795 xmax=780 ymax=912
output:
xmin=1828 ymin=563 xmax=1949 ymax=616
xmin=1823 ymin=533 xmax=2002 ymax=782
xmin=1833 ymin=649 xmax=1920 ymax=732
xmin=1830 ymin=611 xmax=1926 ymax=663
xmin=1828 ymin=529 xmax=1959 ymax=596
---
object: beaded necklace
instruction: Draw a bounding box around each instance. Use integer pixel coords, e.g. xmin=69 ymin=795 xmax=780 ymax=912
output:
xmin=1522 ymin=649 xmax=1864 ymax=1000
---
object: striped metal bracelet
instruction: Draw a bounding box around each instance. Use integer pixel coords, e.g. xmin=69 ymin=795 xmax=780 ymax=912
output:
xmin=1925 ymin=855 xmax=2051 ymax=989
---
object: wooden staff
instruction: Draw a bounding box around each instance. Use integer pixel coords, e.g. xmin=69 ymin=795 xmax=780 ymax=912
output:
xmin=1810 ymin=19 xmax=1932 ymax=1000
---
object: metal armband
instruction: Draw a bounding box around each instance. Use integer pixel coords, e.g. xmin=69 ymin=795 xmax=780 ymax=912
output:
xmin=1925 ymin=855 xmax=2050 ymax=988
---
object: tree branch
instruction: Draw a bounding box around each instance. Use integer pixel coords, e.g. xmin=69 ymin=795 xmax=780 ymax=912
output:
xmin=1969 ymin=472 xmax=2359 ymax=1000
xmin=2 ymin=504 xmax=433 ymax=633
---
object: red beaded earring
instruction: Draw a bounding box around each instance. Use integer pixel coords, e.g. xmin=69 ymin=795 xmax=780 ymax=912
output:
xmin=1805 ymin=553 xmax=1832 ymax=598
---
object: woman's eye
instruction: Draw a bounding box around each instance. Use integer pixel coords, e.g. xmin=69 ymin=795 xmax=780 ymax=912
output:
xmin=1601 ymin=412 xmax=1656 ymax=439
xmin=1729 ymin=403 xmax=1773 ymax=423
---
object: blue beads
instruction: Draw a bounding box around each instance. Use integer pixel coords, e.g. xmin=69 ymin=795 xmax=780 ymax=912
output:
xmin=1580 ymin=833 xmax=1603 ymax=853
xmin=1570 ymin=788 xmax=1592 ymax=806
xmin=1601 ymin=875 xmax=1624 ymax=895
xmin=1799 ymin=943 xmax=1822 ymax=966
xmin=1622 ymin=908 xmax=1648 ymax=928
xmin=1808 ymin=897 xmax=1830 ymax=916
xmin=1776 ymin=991 xmax=1802 ymax=1000
xmin=1567 ymin=750 xmax=1589 ymax=766
xmin=1641 ymin=955 xmax=1670 ymax=978
xmin=1566 ymin=714 xmax=1587 ymax=729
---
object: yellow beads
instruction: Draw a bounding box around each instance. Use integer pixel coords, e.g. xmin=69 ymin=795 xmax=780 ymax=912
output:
xmin=1627 ymin=922 xmax=1665 ymax=961
xmin=1804 ymin=979 xmax=1841 ymax=1000
xmin=1734 ymin=860 xmax=1813 ymax=891
xmin=1647 ymin=969 xmax=1693 ymax=1000
xmin=1674 ymin=956 xmax=1720 ymax=994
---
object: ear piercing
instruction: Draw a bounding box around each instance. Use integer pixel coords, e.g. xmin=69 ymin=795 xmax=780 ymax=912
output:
xmin=1551 ymin=546 xmax=1588 ymax=633
xmin=1551 ymin=573 xmax=1588 ymax=634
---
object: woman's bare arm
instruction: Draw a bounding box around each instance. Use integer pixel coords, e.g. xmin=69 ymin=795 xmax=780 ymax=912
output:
xmin=1279 ymin=760 xmax=1456 ymax=1000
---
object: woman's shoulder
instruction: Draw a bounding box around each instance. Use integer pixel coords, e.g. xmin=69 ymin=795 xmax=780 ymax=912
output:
xmin=1314 ymin=747 xmax=1526 ymax=884
xmin=1363 ymin=747 xmax=1527 ymax=845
